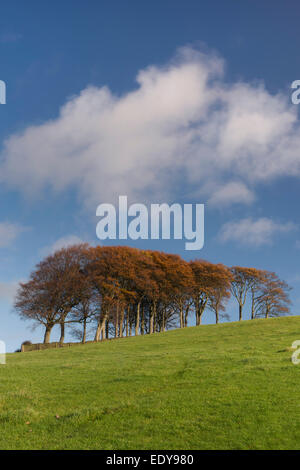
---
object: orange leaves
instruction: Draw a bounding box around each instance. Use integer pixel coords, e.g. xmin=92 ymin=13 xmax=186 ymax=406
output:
xmin=230 ymin=266 xmax=291 ymax=320
xmin=15 ymin=243 xmax=292 ymax=342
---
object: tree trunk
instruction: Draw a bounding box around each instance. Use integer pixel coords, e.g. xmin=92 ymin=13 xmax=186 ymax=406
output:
xmin=125 ymin=311 xmax=129 ymax=337
xmin=153 ymin=303 xmax=157 ymax=333
xmin=94 ymin=318 xmax=101 ymax=342
xmin=162 ymin=308 xmax=165 ymax=332
xmin=135 ymin=302 xmax=140 ymax=336
xmin=184 ymin=306 xmax=189 ymax=327
xmin=115 ymin=305 xmax=119 ymax=338
xmin=105 ymin=318 xmax=109 ymax=339
xmin=119 ymin=309 xmax=124 ymax=338
xmin=101 ymin=313 xmax=108 ymax=341
xmin=251 ymin=291 xmax=255 ymax=320
xmin=95 ymin=311 xmax=108 ymax=342
xmin=215 ymin=309 xmax=219 ymax=324
xmin=59 ymin=322 xmax=65 ymax=344
xmin=239 ymin=304 xmax=242 ymax=321
xmin=195 ymin=307 xmax=200 ymax=326
xmin=141 ymin=305 xmax=144 ymax=335
xmin=129 ymin=317 xmax=132 ymax=336
xmin=195 ymin=298 xmax=207 ymax=326
xmin=265 ymin=306 xmax=269 ymax=319
xmin=43 ymin=325 xmax=52 ymax=344
xmin=180 ymin=307 xmax=183 ymax=328
xmin=196 ymin=305 xmax=205 ymax=325
xmin=82 ymin=318 xmax=87 ymax=344
xmin=149 ymin=308 xmax=154 ymax=334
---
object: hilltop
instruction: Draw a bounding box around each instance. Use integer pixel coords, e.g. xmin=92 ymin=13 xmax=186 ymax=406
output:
xmin=1 ymin=316 xmax=300 ymax=450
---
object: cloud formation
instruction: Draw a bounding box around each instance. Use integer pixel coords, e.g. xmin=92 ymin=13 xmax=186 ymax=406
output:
xmin=207 ymin=182 xmax=255 ymax=207
xmin=218 ymin=217 xmax=296 ymax=247
xmin=0 ymin=222 xmax=27 ymax=248
xmin=0 ymin=281 xmax=19 ymax=301
xmin=1 ymin=46 xmax=299 ymax=209
xmin=43 ymin=235 xmax=85 ymax=255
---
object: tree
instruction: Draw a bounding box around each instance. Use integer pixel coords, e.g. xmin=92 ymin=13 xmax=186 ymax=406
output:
xmin=190 ymin=261 xmax=232 ymax=325
xmin=87 ymin=246 xmax=140 ymax=341
xmin=15 ymin=244 xmax=90 ymax=343
xmin=15 ymin=278 xmax=57 ymax=343
xmin=254 ymin=271 xmax=291 ymax=319
xmin=168 ymin=258 xmax=193 ymax=328
xmin=69 ymin=295 xmax=97 ymax=343
xmin=248 ymin=269 xmax=268 ymax=319
xmin=207 ymin=265 xmax=232 ymax=324
xmin=230 ymin=267 xmax=261 ymax=321
xmin=14 ymin=243 xmax=293 ymax=344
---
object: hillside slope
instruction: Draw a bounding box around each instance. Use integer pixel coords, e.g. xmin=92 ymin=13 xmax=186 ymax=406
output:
xmin=1 ymin=317 xmax=300 ymax=450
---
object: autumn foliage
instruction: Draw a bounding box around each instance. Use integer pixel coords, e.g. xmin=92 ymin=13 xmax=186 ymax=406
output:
xmin=14 ymin=245 xmax=292 ymax=344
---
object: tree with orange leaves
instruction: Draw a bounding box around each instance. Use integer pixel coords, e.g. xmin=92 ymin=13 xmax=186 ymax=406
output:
xmin=190 ymin=260 xmax=232 ymax=325
xmin=15 ymin=244 xmax=292 ymax=343
xmin=207 ymin=265 xmax=233 ymax=324
xmin=15 ymin=244 xmax=90 ymax=343
xmin=254 ymin=271 xmax=291 ymax=319
xmin=230 ymin=266 xmax=263 ymax=321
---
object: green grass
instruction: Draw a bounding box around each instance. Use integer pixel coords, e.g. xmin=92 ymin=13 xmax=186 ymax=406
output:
xmin=1 ymin=316 xmax=300 ymax=450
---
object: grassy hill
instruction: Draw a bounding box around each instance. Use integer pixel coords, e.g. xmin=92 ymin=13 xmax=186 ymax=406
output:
xmin=1 ymin=316 xmax=300 ymax=450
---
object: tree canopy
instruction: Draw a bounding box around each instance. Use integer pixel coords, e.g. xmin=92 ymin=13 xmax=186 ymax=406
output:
xmin=14 ymin=245 xmax=292 ymax=344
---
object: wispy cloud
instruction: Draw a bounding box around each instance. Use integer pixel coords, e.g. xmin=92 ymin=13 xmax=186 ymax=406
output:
xmin=208 ymin=182 xmax=255 ymax=207
xmin=0 ymin=281 xmax=19 ymax=301
xmin=0 ymin=222 xmax=28 ymax=248
xmin=42 ymin=234 xmax=85 ymax=256
xmin=1 ymin=46 xmax=300 ymax=209
xmin=218 ymin=217 xmax=296 ymax=247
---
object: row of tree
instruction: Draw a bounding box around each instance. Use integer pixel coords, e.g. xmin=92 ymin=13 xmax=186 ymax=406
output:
xmin=14 ymin=244 xmax=292 ymax=344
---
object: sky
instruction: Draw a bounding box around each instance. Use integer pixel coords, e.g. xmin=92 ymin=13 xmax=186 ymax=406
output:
xmin=1 ymin=0 xmax=300 ymax=351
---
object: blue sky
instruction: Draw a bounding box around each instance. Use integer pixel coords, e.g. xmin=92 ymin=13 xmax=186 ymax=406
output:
xmin=1 ymin=0 xmax=300 ymax=351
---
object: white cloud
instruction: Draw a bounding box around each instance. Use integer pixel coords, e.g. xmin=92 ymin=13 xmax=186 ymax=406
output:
xmin=0 ymin=222 xmax=27 ymax=248
xmin=218 ymin=217 xmax=296 ymax=247
xmin=208 ymin=181 xmax=255 ymax=207
xmin=46 ymin=235 xmax=85 ymax=254
xmin=0 ymin=281 xmax=19 ymax=301
xmin=1 ymin=46 xmax=300 ymax=208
